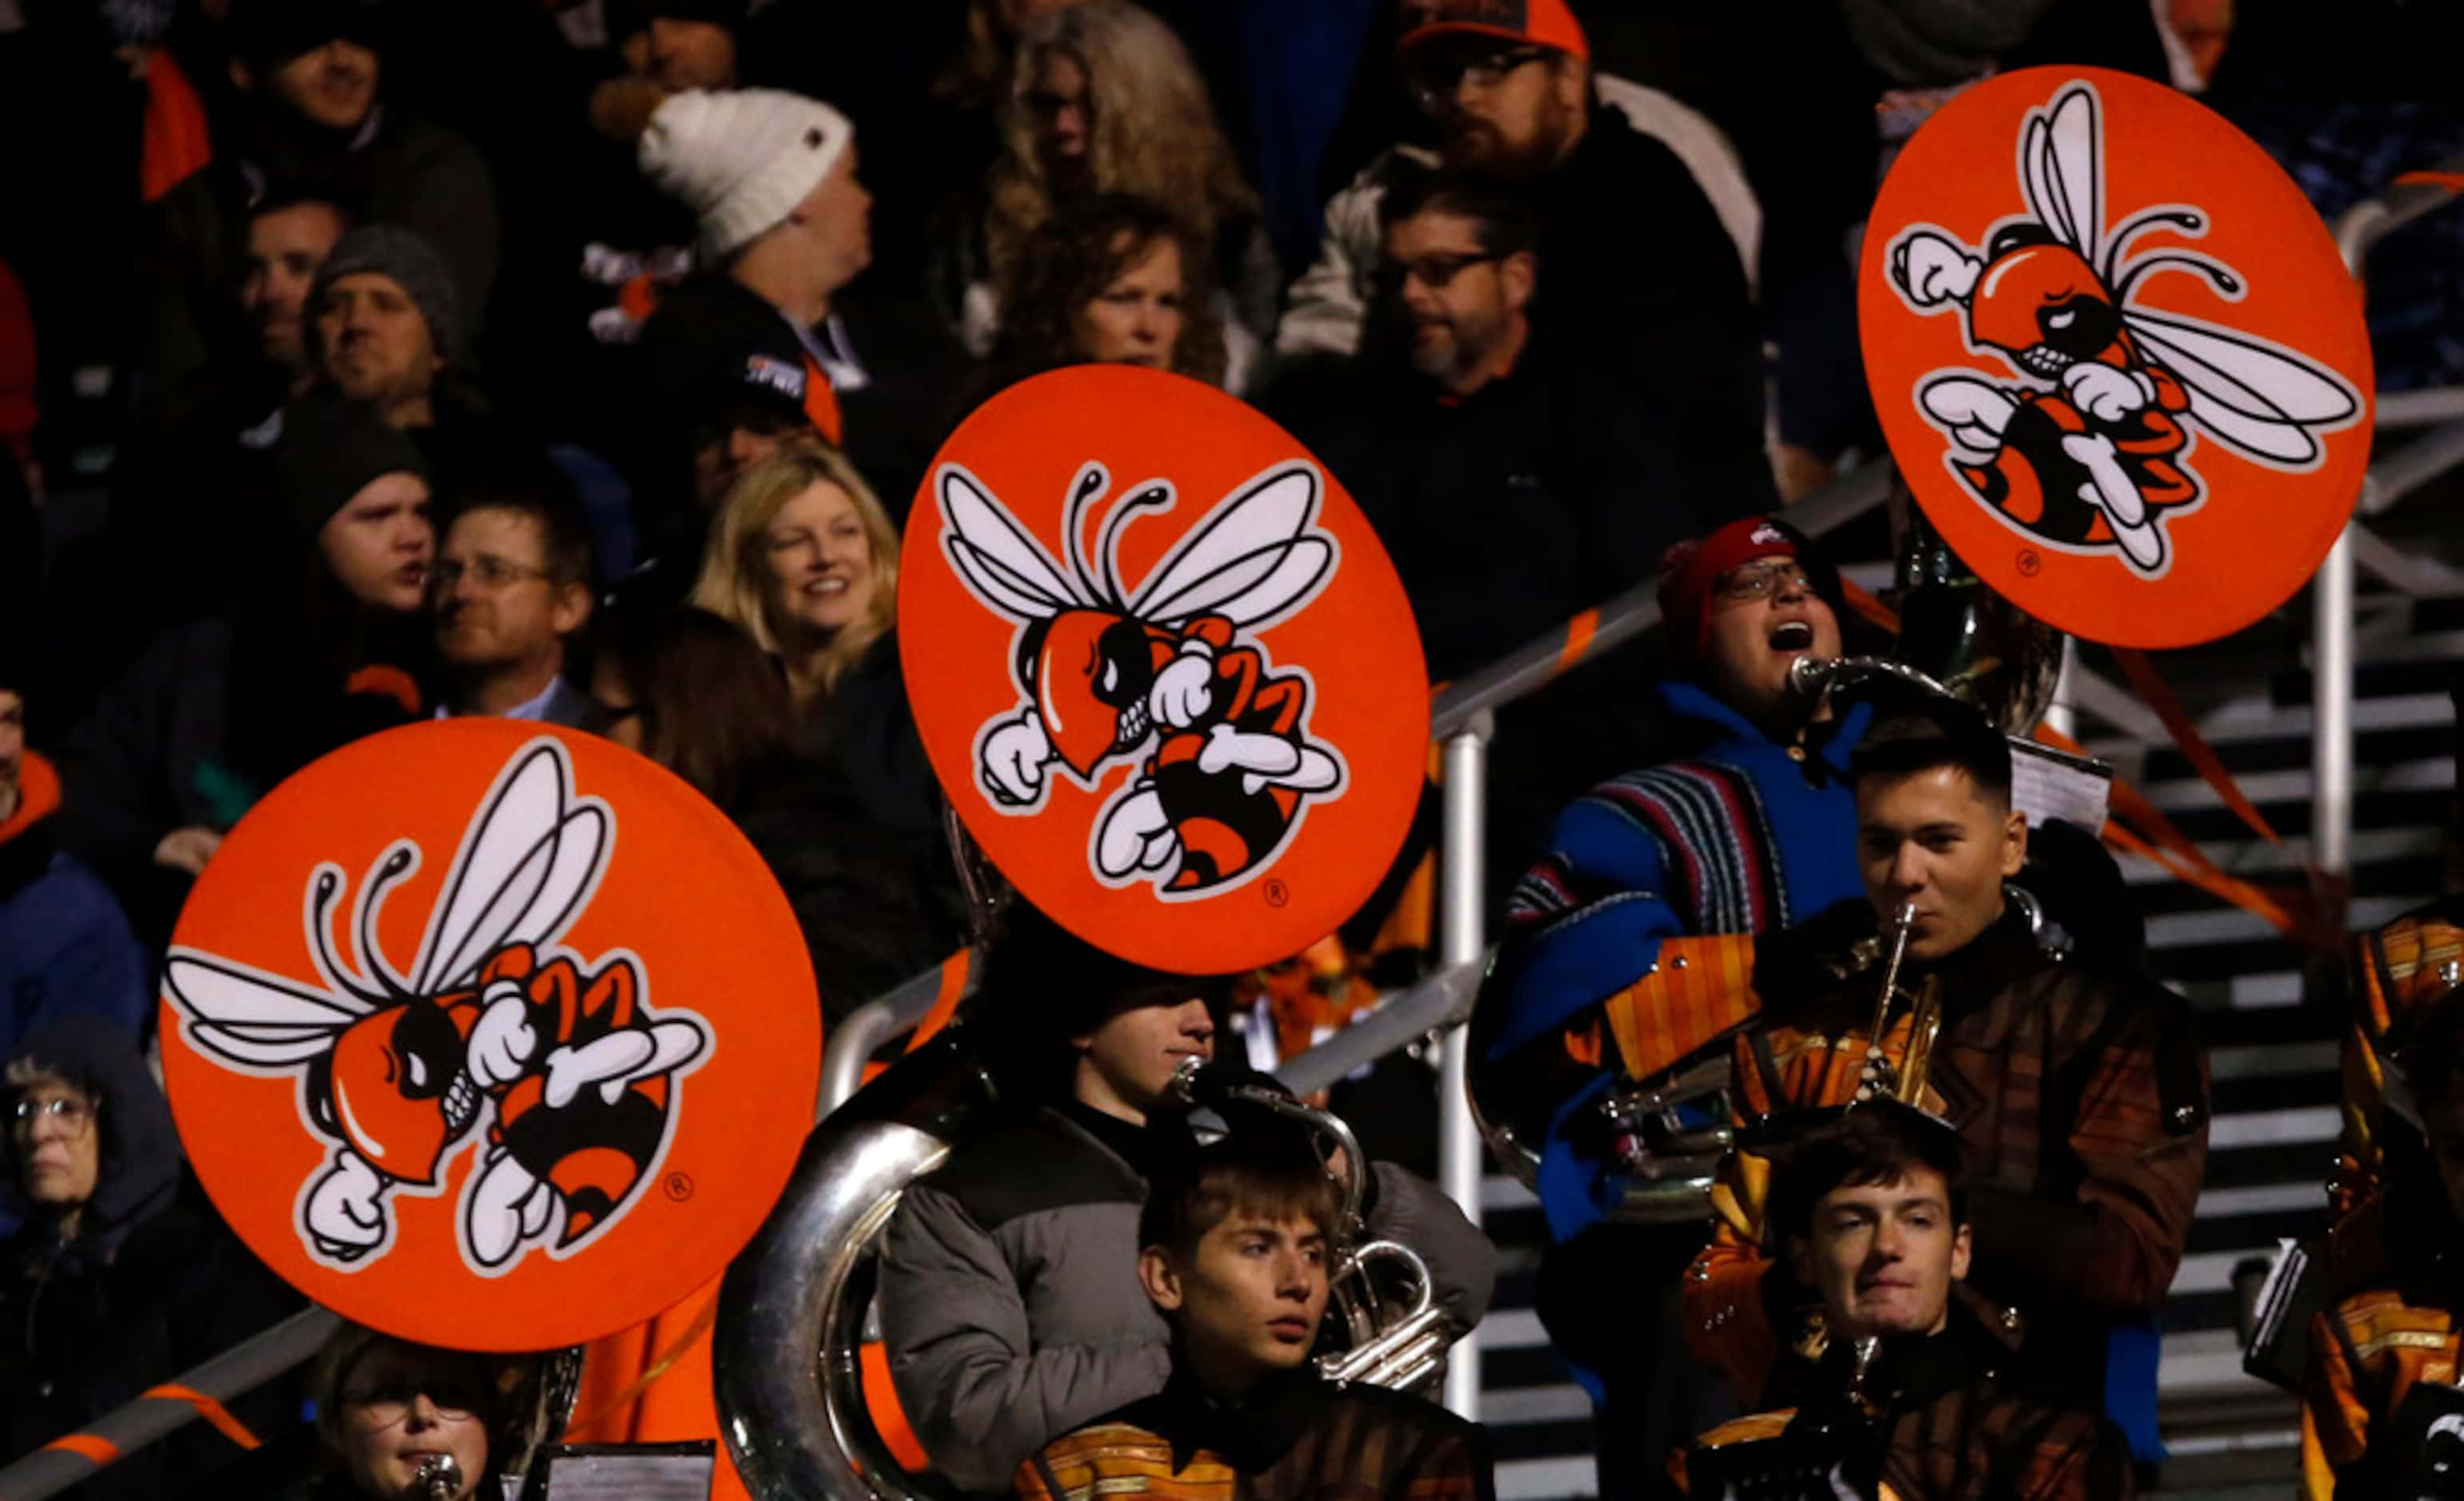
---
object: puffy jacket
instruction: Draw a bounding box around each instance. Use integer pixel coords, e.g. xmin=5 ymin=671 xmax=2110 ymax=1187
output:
xmin=879 ymin=1103 xmax=1497 ymax=1494
xmin=0 ymin=754 xmax=149 ymax=1064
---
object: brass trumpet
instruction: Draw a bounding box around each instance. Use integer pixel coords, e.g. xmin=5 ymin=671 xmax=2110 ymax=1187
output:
xmin=1855 ymin=901 xmax=1944 ymax=1108
xmin=1164 ymin=1060 xmax=1456 ymax=1393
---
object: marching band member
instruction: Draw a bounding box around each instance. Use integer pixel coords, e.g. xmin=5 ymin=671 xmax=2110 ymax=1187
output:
xmin=1013 ymin=1125 xmax=1495 ymax=1501
xmin=2303 ymin=900 xmax=2464 ymax=1498
xmin=1481 ymin=514 xmax=1864 ymax=1491
xmin=1687 ymin=1104 xmax=2133 ymax=1500
xmin=1685 ymin=699 xmax=2208 ymax=1425
xmin=878 ymin=907 xmax=1495 ymax=1495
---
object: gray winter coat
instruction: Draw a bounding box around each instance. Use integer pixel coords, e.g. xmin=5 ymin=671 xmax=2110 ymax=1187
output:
xmin=878 ymin=1105 xmax=1497 ymax=1494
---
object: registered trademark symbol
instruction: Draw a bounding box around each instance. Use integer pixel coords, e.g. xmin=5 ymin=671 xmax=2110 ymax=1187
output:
xmin=664 ymin=1172 xmax=693 ymax=1201
xmin=1263 ymin=878 xmax=1290 ymax=908
xmin=2015 ymin=548 xmax=2042 ymax=577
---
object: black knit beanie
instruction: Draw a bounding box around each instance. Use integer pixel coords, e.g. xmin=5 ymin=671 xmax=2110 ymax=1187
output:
xmin=274 ymin=388 xmax=429 ymax=539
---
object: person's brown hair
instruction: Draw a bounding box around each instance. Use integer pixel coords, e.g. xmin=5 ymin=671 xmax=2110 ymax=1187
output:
xmin=593 ymin=607 xmax=800 ymax=806
xmin=1769 ymin=1107 xmax=1970 ymax=1247
xmin=994 ymin=193 xmax=1226 ymax=386
xmin=1138 ymin=1121 xmax=1340 ymax=1260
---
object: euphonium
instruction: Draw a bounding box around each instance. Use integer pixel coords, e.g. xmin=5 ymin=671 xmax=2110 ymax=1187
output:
xmin=1165 ymin=1060 xmax=1457 ymax=1394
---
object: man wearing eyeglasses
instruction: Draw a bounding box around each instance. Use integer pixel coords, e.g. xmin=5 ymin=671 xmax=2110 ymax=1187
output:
xmin=432 ymin=476 xmax=606 ymax=729
xmin=1280 ymin=2 xmax=1762 ymax=481
xmin=1475 ymin=515 xmax=1865 ymax=1496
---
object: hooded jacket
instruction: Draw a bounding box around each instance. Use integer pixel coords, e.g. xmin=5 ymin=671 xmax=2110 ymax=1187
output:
xmin=0 ymin=1017 xmax=304 ymax=1500
xmin=879 ymin=1102 xmax=1497 ymax=1495
xmin=0 ymin=754 xmax=150 ymax=1065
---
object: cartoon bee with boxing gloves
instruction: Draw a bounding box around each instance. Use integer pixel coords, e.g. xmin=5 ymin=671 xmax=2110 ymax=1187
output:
xmin=938 ymin=459 xmax=1349 ymax=896
xmin=1888 ymin=82 xmax=2361 ymax=578
xmin=163 ymin=740 xmax=710 ymax=1275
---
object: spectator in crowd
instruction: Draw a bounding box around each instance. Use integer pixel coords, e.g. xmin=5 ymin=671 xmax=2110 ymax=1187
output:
xmin=1478 ymin=516 xmax=1863 ymax=1496
xmin=75 ymin=193 xmax=362 ymax=690
xmin=0 ymin=1017 xmax=303 ymax=1501
xmin=1687 ymin=703 xmax=2209 ymax=1422
xmin=138 ymin=0 xmax=498 ymax=437
xmin=985 ymin=193 xmax=1227 ymax=388
xmin=691 ymin=442 xmax=939 ymax=843
xmin=58 ymin=392 xmax=435 ymax=937
xmin=309 ymin=225 xmax=500 ymax=491
xmin=1014 ymin=1125 xmax=1497 ymax=1501
xmin=1282 ymin=0 xmax=1762 ymax=474
xmin=238 ymin=192 xmax=355 ymax=445
xmin=948 ymin=1 xmax=1278 ymax=388
xmin=1277 ymin=173 xmax=1754 ymax=685
xmin=303 ymin=1323 xmax=510 ymax=1500
xmin=2303 ymin=943 xmax=2464 ymax=1495
xmin=1687 ymin=1106 xmax=2134 ymax=1500
xmin=879 ymin=906 xmax=1497 ymax=1494
xmin=588 ymin=605 xmax=946 ymax=1016
xmin=0 ymin=667 xmax=150 ymax=1060
xmin=432 ymin=476 xmax=602 ymax=727
xmin=615 ymin=0 xmax=745 ymax=93
xmin=634 ymin=86 xmax=965 ymax=543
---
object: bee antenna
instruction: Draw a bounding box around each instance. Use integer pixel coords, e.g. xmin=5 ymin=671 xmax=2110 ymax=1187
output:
xmin=2115 ymin=253 xmax=2239 ymax=303
xmin=356 ymin=847 xmax=419 ymax=999
xmin=309 ymin=870 xmax=391 ymax=1007
xmin=1063 ymin=464 xmax=1110 ymax=607
xmin=1100 ymin=484 xmax=1174 ymax=611
xmin=2100 ymin=208 xmax=2205 ymax=282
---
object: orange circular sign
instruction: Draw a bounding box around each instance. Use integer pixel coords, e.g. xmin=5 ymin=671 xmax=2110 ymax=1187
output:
xmin=159 ymin=721 xmax=819 ymax=1352
xmin=1860 ymin=66 xmax=2373 ymax=648
xmin=900 ymin=366 xmax=1429 ymax=972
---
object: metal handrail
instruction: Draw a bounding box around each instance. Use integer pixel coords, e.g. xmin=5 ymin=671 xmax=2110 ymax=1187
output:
xmin=2317 ymin=153 xmax=2464 ymax=879
xmin=0 ymin=1307 xmax=340 ymax=1501
xmin=815 ymin=961 xmax=968 ymax=1117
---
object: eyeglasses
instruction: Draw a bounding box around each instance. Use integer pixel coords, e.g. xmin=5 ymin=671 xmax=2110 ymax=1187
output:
xmin=10 ymin=1097 xmax=95 ymax=1133
xmin=1407 ymin=46 xmax=1551 ymax=109
xmin=1375 ymin=252 xmax=1501 ymax=295
xmin=1716 ymin=562 xmax=1815 ymax=603
xmin=341 ymin=1380 xmax=486 ymax=1428
xmin=429 ymin=555 xmax=552 ymax=592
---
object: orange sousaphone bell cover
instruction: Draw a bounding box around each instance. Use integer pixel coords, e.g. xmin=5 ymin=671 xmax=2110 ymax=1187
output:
xmin=159 ymin=720 xmax=821 ymax=1352
xmin=899 ymin=365 xmax=1430 ymax=973
xmin=1860 ymin=66 xmax=2374 ymax=648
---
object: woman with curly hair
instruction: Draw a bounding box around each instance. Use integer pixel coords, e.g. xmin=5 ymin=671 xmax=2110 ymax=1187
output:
xmin=944 ymin=1 xmax=1276 ymax=385
xmin=988 ymin=193 xmax=1229 ymax=387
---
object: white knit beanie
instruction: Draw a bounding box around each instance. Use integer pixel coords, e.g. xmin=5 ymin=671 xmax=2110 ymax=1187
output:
xmin=638 ymin=88 xmax=855 ymax=260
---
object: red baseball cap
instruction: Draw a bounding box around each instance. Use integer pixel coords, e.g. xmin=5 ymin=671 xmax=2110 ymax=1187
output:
xmin=1399 ymin=0 xmax=1589 ymax=61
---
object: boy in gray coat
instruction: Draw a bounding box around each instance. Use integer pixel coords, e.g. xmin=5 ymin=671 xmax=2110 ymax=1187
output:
xmin=879 ymin=914 xmax=1497 ymax=1493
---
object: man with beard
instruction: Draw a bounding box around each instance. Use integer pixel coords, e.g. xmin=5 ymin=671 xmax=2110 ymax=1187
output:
xmin=1279 ymin=0 xmax=1762 ymax=481
xmin=135 ymin=0 xmax=496 ymax=440
xmin=1273 ymin=173 xmax=1763 ymax=685
xmin=305 ymin=226 xmax=503 ymax=495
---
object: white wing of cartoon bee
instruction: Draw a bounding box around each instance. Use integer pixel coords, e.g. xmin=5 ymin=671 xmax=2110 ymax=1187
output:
xmin=939 ymin=464 xmax=1098 ymax=625
xmin=409 ymin=740 xmax=612 ymax=993
xmin=2116 ymin=310 xmax=2361 ymax=468
xmin=1128 ymin=465 xmax=1337 ymax=630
